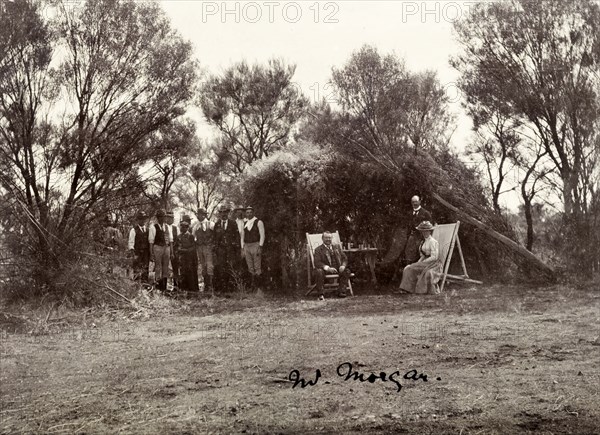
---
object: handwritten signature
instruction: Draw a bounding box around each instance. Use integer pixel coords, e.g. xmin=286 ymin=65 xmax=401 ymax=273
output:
xmin=288 ymin=362 xmax=441 ymax=393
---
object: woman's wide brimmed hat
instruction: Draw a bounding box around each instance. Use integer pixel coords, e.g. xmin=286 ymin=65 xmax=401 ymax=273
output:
xmin=416 ymin=221 xmax=435 ymax=231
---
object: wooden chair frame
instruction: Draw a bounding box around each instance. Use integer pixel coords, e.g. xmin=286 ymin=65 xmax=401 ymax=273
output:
xmin=306 ymin=231 xmax=354 ymax=296
xmin=432 ymin=221 xmax=482 ymax=292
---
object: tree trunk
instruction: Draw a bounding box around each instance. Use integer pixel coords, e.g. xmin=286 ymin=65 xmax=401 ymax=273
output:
xmin=432 ymin=193 xmax=555 ymax=276
xmin=523 ymin=198 xmax=534 ymax=252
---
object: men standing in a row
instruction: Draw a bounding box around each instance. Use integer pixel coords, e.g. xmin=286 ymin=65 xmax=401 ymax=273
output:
xmin=241 ymin=206 xmax=265 ymax=289
xmin=149 ymin=209 xmax=172 ymax=291
xmin=214 ymin=204 xmax=240 ymax=292
xmin=194 ymin=208 xmax=215 ymax=294
xmin=166 ymin=211 xmax=179 ymax=290
xmin=404 ymin=195 xmax=433 ymax=264
xmin=128 ymin=211 xmax=150 ymax=284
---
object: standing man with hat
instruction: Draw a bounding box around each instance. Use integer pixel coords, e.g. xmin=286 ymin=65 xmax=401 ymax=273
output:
xmin=241 ymin=206 xmax=265 ymax=290
xmin=214 ymin=204 xmax=240 ymax=292
xmin=149 ymin=209 xmax=173 ymax=291
xmin=166 ymin=211 xmax=179 ymax=290
xmin=193 ymin=207 xmax=215 ymax=294
xmin=404 ymin=195 xmax=433 ymax=264
xmin=128 ymin=211 xmax=150 ymax=284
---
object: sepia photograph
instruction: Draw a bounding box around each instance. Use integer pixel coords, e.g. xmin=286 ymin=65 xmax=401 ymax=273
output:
xmin=0 ymin=0 xmax=599 ymax=433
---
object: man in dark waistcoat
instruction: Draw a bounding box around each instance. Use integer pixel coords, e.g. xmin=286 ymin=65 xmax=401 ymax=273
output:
xmin=241 ymin=206 xmax=265 ymax=290
xmin=193 ymin=207 xmax=215 ymax=294
xmin=214 ymin=204 xmax=240 ymax=292
xmin=149 ymin=209 xmax=172 ymax=291
xmin=166 ymin=211 xmax=179 ymax=291
xmin=404 ymin=195 xmax=433 ymax=264
xmin=128 ymin=211 xmax=150 ymax=284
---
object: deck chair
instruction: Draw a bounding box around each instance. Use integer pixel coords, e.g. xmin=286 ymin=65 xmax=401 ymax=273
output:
xmin=306 ymin=231 xmax=354 ymax=296
xmin=432 ymin=221 xmax=482 ymax=292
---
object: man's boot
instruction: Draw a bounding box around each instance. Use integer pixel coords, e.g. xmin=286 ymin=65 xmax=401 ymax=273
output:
xmin=207 ymin=275 xmax=214 ymax=296
xmin=255 ymin=273 xmax=262 ymax=291
xmin=162 ymin=277 xmax=168 ymax=291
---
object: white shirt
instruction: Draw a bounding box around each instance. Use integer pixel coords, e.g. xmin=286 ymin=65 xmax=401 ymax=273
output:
xmin=419 ymin=235 xmax=439 ymax=264
xmin=148 ymin=222 xmax=173 ymax=245
xmin=192 ymin=218 xmax=215 ymax=233
xmin=412 ymin=206 xmax=422 ymax=215
xmin=241 ymin=217 xmax=265 ymax=248
xmin=128 ymin=225 xmax=146 ymax=250
xmin=219 ymin=219 xmax=229 ymax=230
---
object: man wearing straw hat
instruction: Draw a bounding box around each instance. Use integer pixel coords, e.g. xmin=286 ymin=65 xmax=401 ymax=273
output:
xmin=128 ymin=210 xmax=150 ymax=284
xmin=241 ymin=205 xmax=265 ymax=290
xmin=399 ymin=221 xmax=442 ymax=294
xmin=214 ymin=203 xmax=240 ymax=292
xmin=149 ymin=209 xmax=173 ymax=291
xmin=193 ymin=207 xmax=215 ymax=294
xmin=166 ymin=211 xmax=179 ymax=290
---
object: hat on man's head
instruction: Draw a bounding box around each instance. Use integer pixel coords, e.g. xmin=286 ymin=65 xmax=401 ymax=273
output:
xmin=156 ymin=209 xmax=166 ymax=218
xmin=181 ymin=214 xmax=192 ymax=223
xmin=166 ymin=211 xmax=174 ymax=217
xmin=233 ymin=205 xmax=245 ymax=211
xmin=416 ymin=221 xmax=435 ymax=231
xmin=218 ymin=204 xmax=231 ymax=212
xmin=197 ymin=207 xmax=207 ymax=215
xmin=135 ymin=210 xmax=148 ymax=219
xmin=245 ymin=205 xmax=254 ymax=211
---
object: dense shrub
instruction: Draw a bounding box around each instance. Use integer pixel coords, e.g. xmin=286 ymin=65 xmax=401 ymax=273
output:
xmin=236 ymin=141 xmax=516 ymax=291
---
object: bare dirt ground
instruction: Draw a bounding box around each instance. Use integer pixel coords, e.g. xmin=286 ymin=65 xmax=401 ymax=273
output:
xmin=1 ymin=282 xmax=599 ymax=434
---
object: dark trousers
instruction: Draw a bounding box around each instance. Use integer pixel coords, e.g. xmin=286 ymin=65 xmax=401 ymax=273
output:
xmin=215 ymin=247 xmax=237 ymax=292
xmin=133 ymin=250 xmax=149 ymax=283
xmin=171 ymin=255 xmax=180 ymax=287
xmin=178 ymin=252 xmax=199 ymax=292
xmin=315 ymin=268 xmax=351 ymax=293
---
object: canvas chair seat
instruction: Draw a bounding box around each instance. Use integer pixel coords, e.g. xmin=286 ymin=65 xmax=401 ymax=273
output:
xmin=306 ymin=231 xmax=354 ymax=296
xmin=432 ymin=221 xmax=482 ymax=292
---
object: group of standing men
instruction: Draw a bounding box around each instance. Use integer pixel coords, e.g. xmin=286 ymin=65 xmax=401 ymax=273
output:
xmin=127 ymin=204 xmax=266 ymax=294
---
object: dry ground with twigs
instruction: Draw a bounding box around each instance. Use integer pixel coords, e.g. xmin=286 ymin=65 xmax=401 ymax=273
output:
xmin=1 ymin=283 xmax=599 ymax=434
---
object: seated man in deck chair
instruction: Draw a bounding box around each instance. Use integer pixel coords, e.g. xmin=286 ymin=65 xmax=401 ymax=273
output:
xmin=313 ymin=231 xmax=352 ymax=300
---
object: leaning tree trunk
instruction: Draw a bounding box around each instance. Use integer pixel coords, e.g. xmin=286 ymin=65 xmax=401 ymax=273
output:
xmin=432 ymin=193 xmax=555 ymax=276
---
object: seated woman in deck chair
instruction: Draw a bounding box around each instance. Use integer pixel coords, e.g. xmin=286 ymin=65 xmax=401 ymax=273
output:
xmin=398 ymin=221 xmax=441 ymax=294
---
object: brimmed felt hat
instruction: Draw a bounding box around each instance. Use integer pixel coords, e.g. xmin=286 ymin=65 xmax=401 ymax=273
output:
xmin=166 ymin=211 xmax=174 ymax=217
xmin=245 ymin=205 xmax=254 ymax=211
xmin=135 ymin=211 xmax=148 ymax=219
xmin=197 ymin=208 xmax=207 ymax=215
xmin=156 ymin=209 xmax=166 ymax=218
xmin=181 ymin=214 xmax=192 ymax=223
xmin=218 ymin=204 xmax=231 ymax=212
xmin=416 ymin=221 xmax=435 ymax=231
xmin=233 ymin=205 xmax=244 ymax=211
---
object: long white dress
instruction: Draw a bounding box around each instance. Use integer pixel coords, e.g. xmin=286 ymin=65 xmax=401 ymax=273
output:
xmin=399 ymin=236 xmax=442 ymax=294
